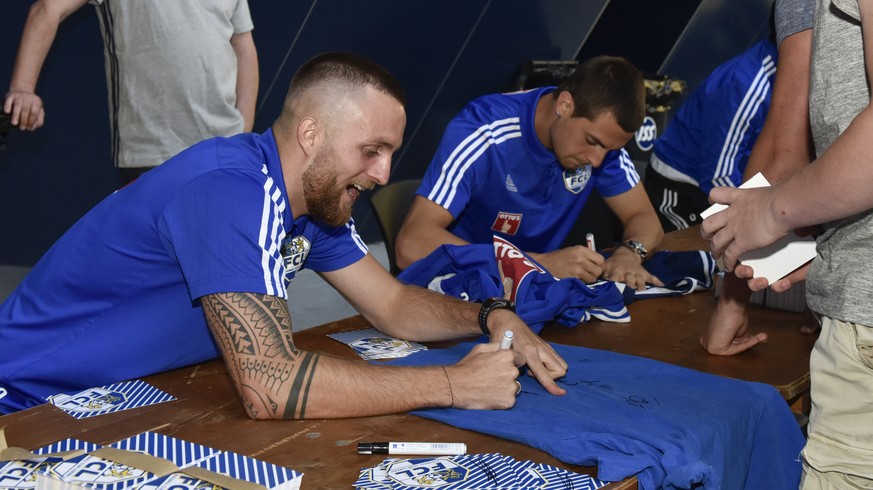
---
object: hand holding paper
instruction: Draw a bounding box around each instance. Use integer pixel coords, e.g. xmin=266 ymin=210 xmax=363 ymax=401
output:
xmin=701 ymin=173 xmax=817 ymax=284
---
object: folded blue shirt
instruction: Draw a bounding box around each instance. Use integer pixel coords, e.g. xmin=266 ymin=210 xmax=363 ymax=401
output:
xmin=386 ymin=342 xmax=804 ymax=490
xmin=398 ymin=239 xmax=716 ymax=332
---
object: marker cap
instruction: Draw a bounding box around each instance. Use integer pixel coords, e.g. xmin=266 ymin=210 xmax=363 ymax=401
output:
xmin=357 ymin=442 xmax=389 ymax=455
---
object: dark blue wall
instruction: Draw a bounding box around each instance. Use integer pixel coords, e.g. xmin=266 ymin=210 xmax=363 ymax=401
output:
xmin=0 ymin=0 xmax=769 ymax=266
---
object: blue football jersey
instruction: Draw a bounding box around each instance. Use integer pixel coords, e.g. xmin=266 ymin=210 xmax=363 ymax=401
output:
xmin=0 ymin=130 xmax=367 ymax=414
xmin=419 ymin=87 xmax=640 ymax=254
xmin=652 ymin=40 xmax=778 ymax=194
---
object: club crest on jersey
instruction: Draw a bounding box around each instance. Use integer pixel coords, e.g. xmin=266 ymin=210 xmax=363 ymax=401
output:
xmin=490 ymin=212 xmax=522 ymax=235
xmin=282 ymin=235 xmax=311 ymax=278
xmin=563 ymin=165 xmax=591 ymax=194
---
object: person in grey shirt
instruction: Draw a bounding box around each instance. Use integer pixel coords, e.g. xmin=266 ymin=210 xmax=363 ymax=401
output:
xmin=3 ymin=0 xmax=259 ymax=183
xmin=702 ymin=0 xmax=873 ymax=485
xmin=702 ymin=0 xmax=817 ymax=355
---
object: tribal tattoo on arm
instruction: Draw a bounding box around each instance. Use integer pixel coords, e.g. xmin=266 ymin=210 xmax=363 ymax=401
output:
xmin=201 ymin=292 xmax=320 ymax=419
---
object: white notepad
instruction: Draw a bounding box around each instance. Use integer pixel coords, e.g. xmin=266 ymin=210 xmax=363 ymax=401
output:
xmin=701 ymin=173 xmax=817 ymax=284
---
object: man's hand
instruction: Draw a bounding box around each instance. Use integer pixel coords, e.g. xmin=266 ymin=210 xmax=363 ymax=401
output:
xmin=444 ymin=342 xmax=526 ymax=409
xmin=602 ymin=247 xmax=663 ymax=290
xmin=703 ymin=290 xmax=768 ymax=355
xmin=4 ymin=91 xmax=44 ymax=130
xmin=487 ymin=309 xmax=568 ymax=396
xmin=701 ymin=186 xmax=790 ymax=271
xmin=529 ymin=245 xmax=604 ymax=282
xmin=733 ymin=261 xmax=811 ymax=292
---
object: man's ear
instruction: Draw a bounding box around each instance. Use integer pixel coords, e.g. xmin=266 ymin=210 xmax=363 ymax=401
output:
xmin=297 ymin=117 xmax=319 ymax=156
xmin=557 ymin=91 xmax=574 ymax=117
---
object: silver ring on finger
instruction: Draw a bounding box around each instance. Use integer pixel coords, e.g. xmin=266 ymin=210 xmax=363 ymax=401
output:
xmin=514 ymin=380 xmax=522 ymax=396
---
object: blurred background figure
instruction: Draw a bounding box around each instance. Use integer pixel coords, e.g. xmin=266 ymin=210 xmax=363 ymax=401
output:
xmin=3 ymin=0 xmax=258 ymax=183
xmin=645 ymin=33 xmax=776 ymax=232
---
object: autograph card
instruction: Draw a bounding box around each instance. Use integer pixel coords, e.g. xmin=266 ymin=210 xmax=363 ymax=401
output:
xmin=329 ymin=328 xmax=426 ymax=360
xmin=47 ymin=380 xmax=176 ymax=419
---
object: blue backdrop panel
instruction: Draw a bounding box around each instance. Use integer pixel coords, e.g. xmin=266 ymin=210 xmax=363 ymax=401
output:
xmin=0 ymin=0 xmax=768 ymax=265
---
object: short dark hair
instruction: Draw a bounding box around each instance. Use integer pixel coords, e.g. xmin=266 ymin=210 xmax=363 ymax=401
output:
xmin=557 ymin=55 xmax=645 ymax=133
xmin=286 ymin=52 xmax=407 ymax=108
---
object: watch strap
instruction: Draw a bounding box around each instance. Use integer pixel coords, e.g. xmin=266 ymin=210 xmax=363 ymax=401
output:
xmin=478 ymin=297 xmax=515 ymax=337
xmin=621 ymin=240 xmax=648 ymax=261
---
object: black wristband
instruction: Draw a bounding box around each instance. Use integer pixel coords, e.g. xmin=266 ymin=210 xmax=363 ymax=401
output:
xmin=478 ymin=297 xmax=515 ymax=337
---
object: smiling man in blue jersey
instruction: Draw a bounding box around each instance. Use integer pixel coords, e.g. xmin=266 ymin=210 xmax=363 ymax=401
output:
xmin=0 ymin=52 xmax=569 ymax=417
xmin=396 ymin=56 xmax=664 ymax=291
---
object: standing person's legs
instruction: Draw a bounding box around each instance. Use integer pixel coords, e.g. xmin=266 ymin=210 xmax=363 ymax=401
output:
xmin=800 ymin=316 xmax=873 ymax=488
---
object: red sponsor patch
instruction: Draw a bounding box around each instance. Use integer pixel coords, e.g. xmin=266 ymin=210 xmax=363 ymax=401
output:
xmin=492 ymin=236 xmax=545 ymax=302
xmin=490 ymin=212 xmax=522 ymax=235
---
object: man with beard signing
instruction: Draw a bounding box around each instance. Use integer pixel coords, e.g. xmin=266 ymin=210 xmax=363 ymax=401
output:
xmin=0 ymin=52 xmax=567 ymax=417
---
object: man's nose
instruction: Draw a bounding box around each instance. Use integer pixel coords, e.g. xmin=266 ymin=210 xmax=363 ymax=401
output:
xmin=368 ymin=155 xmax=391 ymax=186
xmin=588 ymin=148 xmax=609 ymax=168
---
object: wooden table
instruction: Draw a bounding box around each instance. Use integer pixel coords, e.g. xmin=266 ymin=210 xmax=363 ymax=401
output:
xmin=0 ymin=227 xmax=816 ymax=489
xmin=544 ymin=226 xmax=818 ymax=412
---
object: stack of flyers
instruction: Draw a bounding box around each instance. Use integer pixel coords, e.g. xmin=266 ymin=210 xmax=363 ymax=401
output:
xmin=329 ymin=328 xmax=426 ymax=360
xmin=42 ymin=432 xmax=219 ymax=489
xmin=354 ymin=453 xmax=606 ymax=490
xmin=0 ymin=438 xmax=101 ymax=489
xmin=5 ymin=431 xmax=304 ymax=490
xmin=140 ymin=448 xmax=302 ymax=490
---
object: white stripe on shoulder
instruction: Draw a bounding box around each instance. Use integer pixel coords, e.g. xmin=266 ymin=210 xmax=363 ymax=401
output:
xmin=428 ymin=117 xmax=522 ymax=208
xmin=713 ymin=55 xmax=776 ymax=184
xmin=617 ymin=149 xmax=640 ymax=187
xmin=346 ymin=221 xmax=369 ymax=255
xmin=257 ymin=164 xmax=286 ymax=298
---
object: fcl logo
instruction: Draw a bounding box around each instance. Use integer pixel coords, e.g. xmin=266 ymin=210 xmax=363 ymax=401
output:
xmin=281 ymin=235 xmax=311 ymax=284
xmin=490 ymin=212 xmax=522 ymax=235
xmin=563 ymin=165 xmax=591 ymax=194
xmin=387 ymin=458 xmax=470 ymax=487
xmin=635 ymin=115 xmax=657 ymax=151
xmin=49 ymin=388 xmax=126 ymax=413
xmin=51 ymin=458 xmax=148 ymax=485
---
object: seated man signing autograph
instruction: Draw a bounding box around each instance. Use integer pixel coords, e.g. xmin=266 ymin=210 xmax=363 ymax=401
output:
xmin=396 ymin=56 xmax=664 ymax=291
xmin=0 ymin=52 xmax=567 ymax=417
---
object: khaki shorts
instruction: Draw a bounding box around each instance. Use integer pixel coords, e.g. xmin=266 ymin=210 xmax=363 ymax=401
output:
xmin=800 ymin=316 xmax=873 ymax=486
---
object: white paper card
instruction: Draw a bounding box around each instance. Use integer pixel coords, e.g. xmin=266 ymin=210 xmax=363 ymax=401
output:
xmin=700 ymin=172 xmax=771 ymax=219
xmin=700 ymin=173 xmax=817 ymax=283
xmin=738 ymin=232 xmax=817 ymax=285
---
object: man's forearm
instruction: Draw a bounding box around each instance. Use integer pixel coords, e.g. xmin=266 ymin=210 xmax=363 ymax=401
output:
xmin=620 ymin=214 xmax=664 ymax=254
xmin=8 ymin=2 xmax=66 ymax=93
xmin=769 ymin=105 xmax=873 ymax=231
xmin=231 ymin=31 xmax=258 ymax=132
xmin=743 ymin=30 xmax=814 ymax=184
xmin=375 ymin=284 xmax=482 ymax=342
xmin=201 ymin=292 xmax=452 ymax=419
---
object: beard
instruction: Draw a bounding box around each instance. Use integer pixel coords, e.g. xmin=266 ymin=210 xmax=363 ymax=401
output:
xmin=301 ymin=145 xmax=354 ymax=227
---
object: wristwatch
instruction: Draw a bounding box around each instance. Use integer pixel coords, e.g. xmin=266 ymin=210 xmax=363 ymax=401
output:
xmin=621 ymin=240 xmax=648 ymax=261
xmin=478 ymin=297 xmax=515 ymax=337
